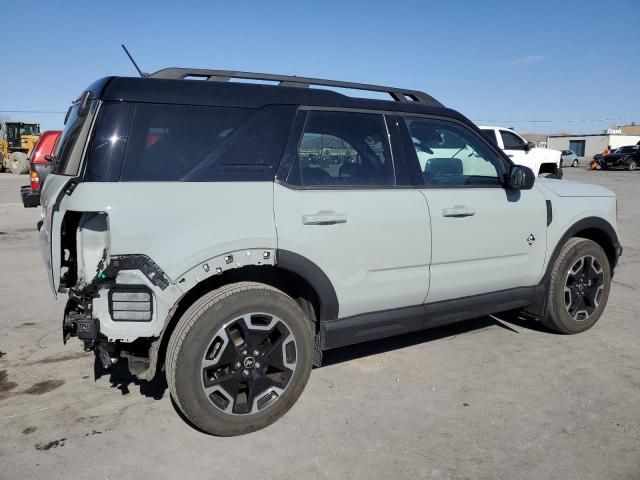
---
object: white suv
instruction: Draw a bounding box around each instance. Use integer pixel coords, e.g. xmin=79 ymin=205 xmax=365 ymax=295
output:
xmin=39 ymin=68 xmax=621 ymax=436
xmin=479 ymin=126 xmax=561 ymax=175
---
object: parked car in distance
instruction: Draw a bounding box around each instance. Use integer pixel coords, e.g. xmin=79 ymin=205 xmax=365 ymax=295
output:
xmin=561 ymin=150 xmax=580 ymax=167
xmin=39 ymin=68 xmax=621 ymax=436
xmin=601 ymin=145 xmax=639 ymax=171
xmin=20 ymin=130 xmax=61 ymax=207
xmin=479 ymin=126 xmax=561 ymax=176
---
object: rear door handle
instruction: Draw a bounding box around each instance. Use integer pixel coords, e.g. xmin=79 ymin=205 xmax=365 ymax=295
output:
xmin=302 ymin=211 xmax=347 ymax=225
xmin=442 ymin=206 xmax=476 ymax=218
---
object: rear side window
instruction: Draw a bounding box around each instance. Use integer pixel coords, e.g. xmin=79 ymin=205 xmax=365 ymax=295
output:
xmin=119 ymin=104 xmax=295 ymax=182
xmin=295 ymin=110 xmax=394 ymax=187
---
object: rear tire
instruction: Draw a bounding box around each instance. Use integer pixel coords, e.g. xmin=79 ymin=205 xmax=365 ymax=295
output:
xmin=627 ymin=160 xmax=637 ymax=171
xmin=166 ymin=282 xmax=313 ymax=436
xmin=572 ymin=159 xmax=579 ymax=167
xmin=541 ymin=238 xmax=611 ymax=334
xmin=9 ymin=152 xmax=29 ymax=174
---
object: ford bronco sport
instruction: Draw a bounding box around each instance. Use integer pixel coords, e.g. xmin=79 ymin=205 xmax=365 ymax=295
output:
xmin=39 ymin=68 xmax=622 ymax=436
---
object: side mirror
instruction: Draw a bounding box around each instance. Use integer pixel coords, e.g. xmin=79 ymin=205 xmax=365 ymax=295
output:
xmin=525 ymin=141 xmax=536 ymax=151
xmin=44 ymin=155 xmax=54 ymax=163
xmin=508 ymin=165 xmax=535 ymax=190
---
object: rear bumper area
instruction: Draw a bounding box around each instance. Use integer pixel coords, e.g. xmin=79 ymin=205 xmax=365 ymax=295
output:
xmin=20 ymin=185 xmax=40 ymax=208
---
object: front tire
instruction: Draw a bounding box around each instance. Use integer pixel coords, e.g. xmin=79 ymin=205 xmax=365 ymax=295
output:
xmin=9 ymin=152 xmax=29 ymax=174
xmin=542 ymin=238 xmax=611 ymax=334
xmin=627 ymin=160 xmax=637 ymax=171
xmin=166 ymin=282 xmax=313 ymax=436
xmin=572 ymin=159 xmax=579 ymax=167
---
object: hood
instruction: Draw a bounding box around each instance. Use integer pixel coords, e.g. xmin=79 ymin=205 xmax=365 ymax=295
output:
xmin=536 ymin=178 xmax=615 ymax=197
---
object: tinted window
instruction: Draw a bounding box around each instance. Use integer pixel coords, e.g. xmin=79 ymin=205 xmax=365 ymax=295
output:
xmin=297 ymin=111 xmax=394 ymax=187
xmin=85 ymin=103 xmax=135 ymax=182
xmin=404 ymin=117 xmax=504 ymax=187
xmin=500 ymin=130 xmax=526 ymax=149
xmin=117 ymin=104 xmax=296 ymax=182
xmin=481 ymin=129 xmax=497 ymax=144
xmin=619 ymin=146 xmax=639 ymax=153
xmin=51 ymin=99 xmax=98 ymax=176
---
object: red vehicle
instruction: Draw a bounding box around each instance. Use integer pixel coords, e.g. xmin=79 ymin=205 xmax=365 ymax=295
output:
xmin=21 ymin=130 xmax=61 ymax=207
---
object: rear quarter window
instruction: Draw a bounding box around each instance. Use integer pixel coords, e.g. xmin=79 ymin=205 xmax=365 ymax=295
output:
xmin=113 ymin=103 xmax=297 ymax=182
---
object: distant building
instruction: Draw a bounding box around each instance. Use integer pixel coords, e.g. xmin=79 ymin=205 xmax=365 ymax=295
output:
xmin=620 ymin=123 xmax=640 ymax=136
xmin=546 ymin=132 xmax=640 ymax=158
xmin=521 ymin=133 xmax=547 ymax=148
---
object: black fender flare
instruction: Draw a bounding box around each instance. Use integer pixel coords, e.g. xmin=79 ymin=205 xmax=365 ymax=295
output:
xmin=276 ymin=249 xmax=339 ymax=321
xmin=549 ymin=216 xmax=620 ymax=273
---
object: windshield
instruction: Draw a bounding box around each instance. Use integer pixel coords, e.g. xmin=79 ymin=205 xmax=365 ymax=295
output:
xmin=20 ymin=124 xmax=40 ymax=135
xmin=51 ymin=98 xmax=98 ymax=175
xmin=6 ymin=124 xmax=39 ymax=138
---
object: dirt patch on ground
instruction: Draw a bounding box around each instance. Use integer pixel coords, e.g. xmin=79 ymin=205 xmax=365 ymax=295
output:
xmin=22 ymin=426 xmax=37 ymax=435
xmin=18 ymin=322 xmax=37 ymax=328
xmin=23 ymin=379 xmax=65 ymax=395
xmin=0 ymin=369 xmax=18 ymax=399
xmin=0 ymin=350 xmax=6 ymax=358
xmin=35 ymin=438 xmax=66 ymax=451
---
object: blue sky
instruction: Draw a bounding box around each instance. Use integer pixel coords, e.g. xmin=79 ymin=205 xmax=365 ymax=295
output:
xmin=2 ymin=0 xmax=638 ymax=134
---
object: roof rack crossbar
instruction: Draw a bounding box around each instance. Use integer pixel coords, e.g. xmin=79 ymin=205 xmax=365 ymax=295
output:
xmin=148 ymin=68 xmax=443 ymax=107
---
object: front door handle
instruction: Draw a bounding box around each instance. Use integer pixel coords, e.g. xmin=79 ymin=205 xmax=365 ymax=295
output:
xmin=442 ymin=205 xmax=476 ymax=218
xmin=302 ymin=211 xmax=347 ymax=225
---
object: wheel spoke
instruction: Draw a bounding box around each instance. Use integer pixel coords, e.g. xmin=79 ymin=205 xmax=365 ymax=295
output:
xmin=203 ymin=334 xmax=237 ymax=369
xmin=204 ymin=370 xmax=241 ymax=392
xmin=569 ymin=257 xmax=584 ymax=276
xmin=254 ymin=373 xmax=286 ymax=392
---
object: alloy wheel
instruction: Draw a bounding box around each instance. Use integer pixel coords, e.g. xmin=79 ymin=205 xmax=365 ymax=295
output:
xmin=201 ymin=313 xmax=297 ymax=415
xmin=564 ymin=255 xmax=605 ymax=321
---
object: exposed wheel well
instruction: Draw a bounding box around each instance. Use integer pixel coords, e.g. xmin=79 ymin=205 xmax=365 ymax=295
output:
xmin=154 ymin=265 xmax=323 ymax=375
xmin=175 ymin=265 xmax=321 ymax=325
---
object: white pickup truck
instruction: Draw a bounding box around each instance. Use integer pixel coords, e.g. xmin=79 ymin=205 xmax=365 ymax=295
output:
xmin=479 ymin=125 xmax=561 ymax=175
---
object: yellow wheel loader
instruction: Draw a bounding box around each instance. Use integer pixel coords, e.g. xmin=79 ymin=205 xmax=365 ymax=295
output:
xmin=0 ymin=122 xmax=41 ymax=174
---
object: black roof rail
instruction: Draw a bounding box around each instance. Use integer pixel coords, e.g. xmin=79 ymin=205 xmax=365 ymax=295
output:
xmin=148 ymin=67 xmax=444 ymax=107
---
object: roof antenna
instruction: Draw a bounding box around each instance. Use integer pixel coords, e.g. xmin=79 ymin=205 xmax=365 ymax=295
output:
xmin=121 ymin=44 xmax=147 ymax=77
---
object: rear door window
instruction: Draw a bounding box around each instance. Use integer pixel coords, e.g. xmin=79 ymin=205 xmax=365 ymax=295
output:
xmin=294 ymin=110 xmax=395 ymax=187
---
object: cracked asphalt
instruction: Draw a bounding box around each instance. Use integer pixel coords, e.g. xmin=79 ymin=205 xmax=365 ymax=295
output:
xmin=0 ymin=168 xmax=638 ymax=479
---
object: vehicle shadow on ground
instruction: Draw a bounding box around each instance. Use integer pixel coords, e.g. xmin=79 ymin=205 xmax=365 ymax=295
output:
xmin=94 ymin=356 xmax=167 ymax=400
xmin=92 ymin=313 xmax=550 ymax=400
xmin=321 ymin=313 xmax=549 ymax=367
